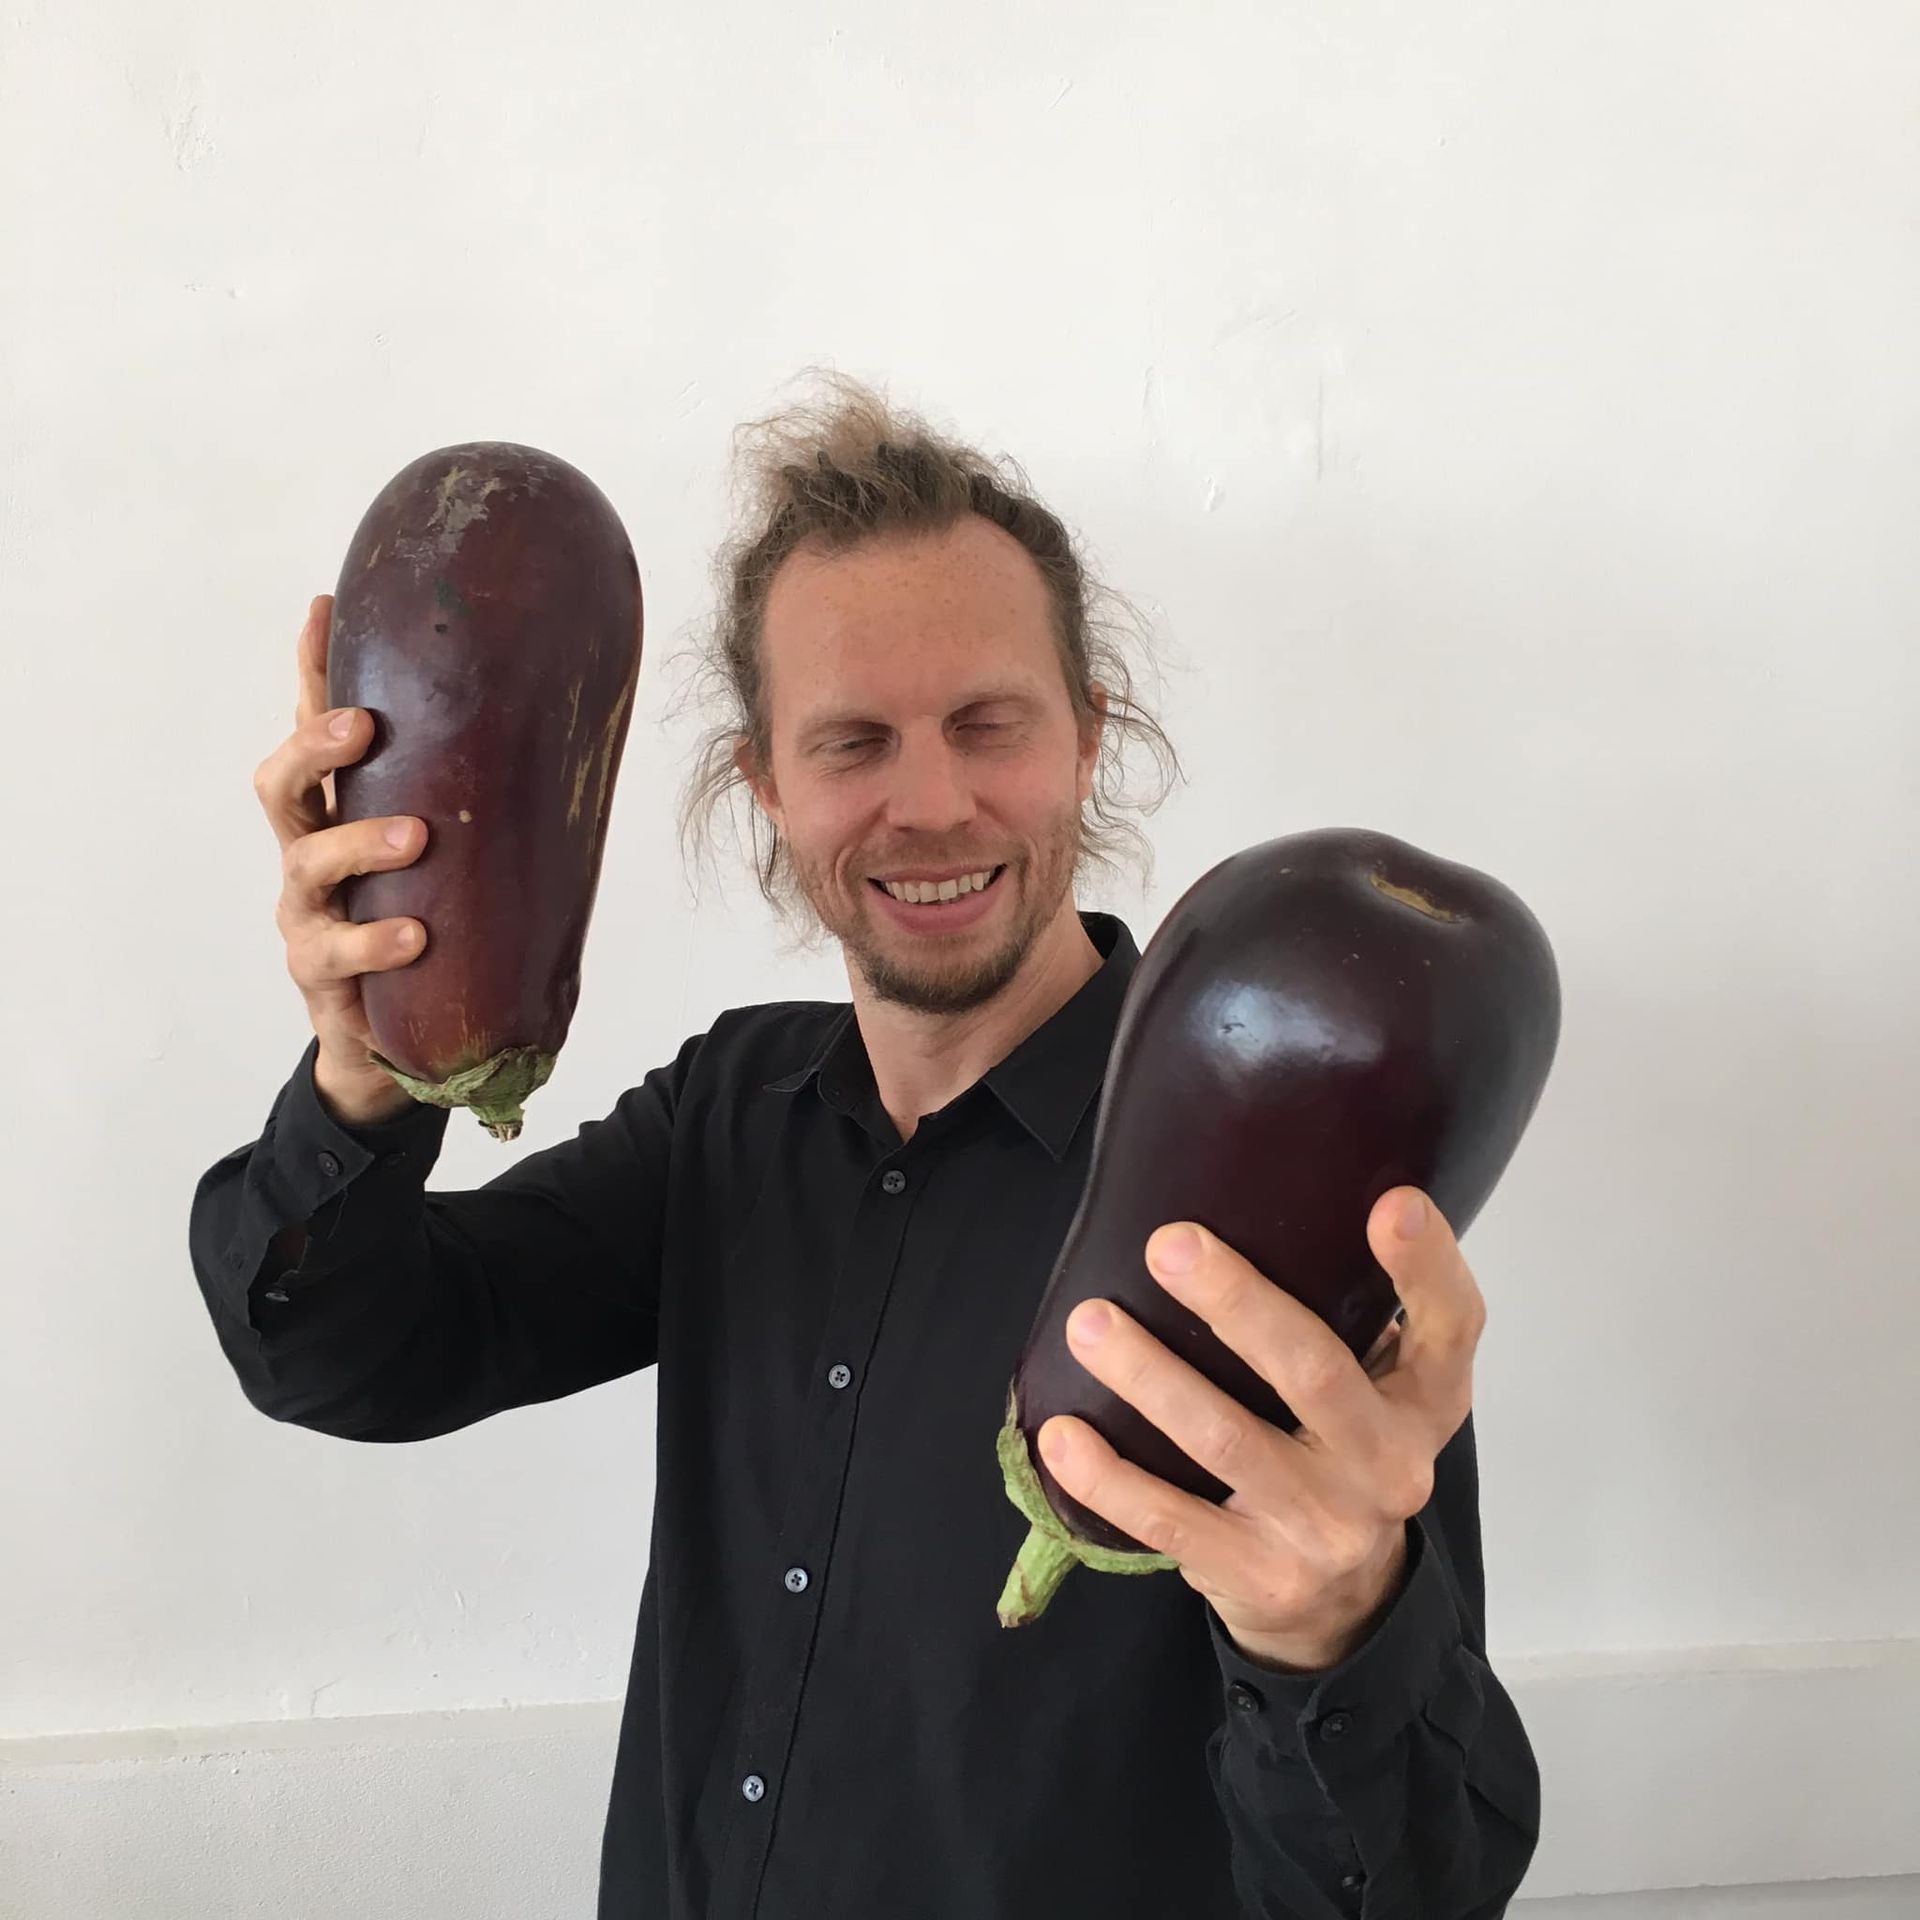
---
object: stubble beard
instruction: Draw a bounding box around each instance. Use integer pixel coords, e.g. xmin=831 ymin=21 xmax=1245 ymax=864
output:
xmin=788 ymin=806 xmax=1083 ymax=1016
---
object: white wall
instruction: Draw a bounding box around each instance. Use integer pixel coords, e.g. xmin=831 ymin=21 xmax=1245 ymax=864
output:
xmin=3 ymin=0 xmax=1915 ymax=1911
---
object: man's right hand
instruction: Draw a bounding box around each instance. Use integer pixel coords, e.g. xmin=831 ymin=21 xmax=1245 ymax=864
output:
xmin=253 ymin=594 xmax=430 ymax=1130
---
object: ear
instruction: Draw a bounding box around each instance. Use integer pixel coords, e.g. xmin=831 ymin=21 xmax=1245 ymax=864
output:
xmin=735 ymin=738 xmax=785 ymax=836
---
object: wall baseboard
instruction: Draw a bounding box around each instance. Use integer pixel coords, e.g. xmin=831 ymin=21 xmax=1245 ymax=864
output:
xmin=4 ymin=1639 xmax=1914 ymax=1916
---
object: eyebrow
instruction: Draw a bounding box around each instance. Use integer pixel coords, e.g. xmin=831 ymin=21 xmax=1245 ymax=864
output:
xmin=796 ymin=687 xmax=1043 ymax=747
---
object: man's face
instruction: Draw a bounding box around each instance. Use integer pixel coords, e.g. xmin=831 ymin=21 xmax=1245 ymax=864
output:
xmin=743 ymin=514 xmax=1100 ymax=1016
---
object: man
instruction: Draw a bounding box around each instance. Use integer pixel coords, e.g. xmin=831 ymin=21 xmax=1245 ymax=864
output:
xmin=190 ymin=375 xmax=1541 ymax=1917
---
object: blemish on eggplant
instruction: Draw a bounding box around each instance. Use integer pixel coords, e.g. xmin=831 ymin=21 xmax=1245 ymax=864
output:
xmin=427 ymin=468 xmax=509 ymax=553
xmin=1371 ymin=869 xmax=1459 ymax=922
xmin=590 ymin=679 xmax=634 ymax=826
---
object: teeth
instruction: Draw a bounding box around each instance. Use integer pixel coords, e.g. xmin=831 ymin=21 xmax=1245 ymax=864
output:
xmin=881 ymin=867 xmax=999 ymax=904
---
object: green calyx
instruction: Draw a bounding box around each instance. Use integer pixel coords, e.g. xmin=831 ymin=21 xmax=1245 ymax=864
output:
xmin=995 ymin=1386 xmax=1176 ymax=1628
xmin=368 ymin=1045 xmax=556 ymax=1143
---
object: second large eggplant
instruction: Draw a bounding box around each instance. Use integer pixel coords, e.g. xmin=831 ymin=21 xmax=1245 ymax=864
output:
xmin=996 ymin=827 xmax=1560 ymax=1626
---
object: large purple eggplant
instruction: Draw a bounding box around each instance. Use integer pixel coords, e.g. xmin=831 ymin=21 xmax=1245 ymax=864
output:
xmin=328 ymin=442 xmax=642 ymax=1140
xmin=997 ymin=827 xmax=1559 ymax=1626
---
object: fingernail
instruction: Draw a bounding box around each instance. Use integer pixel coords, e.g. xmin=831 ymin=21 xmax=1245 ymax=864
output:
xmin=329 ymin=711 xmax=353 ymax=738
xmin=1069 ymin=1301 xmax=1111 ymax=1345
xmin=1395 ymin=1192 xmax=1427 ymax=1240
xmin=385 ymin=820 xmax=413 ymax=848
xmin=1150 ymin=1225 xmax=1200 ymax=1274
xmin=1039 ymin=1421 xmax=1072 ymax=1466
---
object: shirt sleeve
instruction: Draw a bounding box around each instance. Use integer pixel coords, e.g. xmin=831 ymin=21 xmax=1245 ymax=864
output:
xmin=185 ymin=1030 xmax=707 ymax=1444
xmin=1200 ymin=1414 xmax=1542 ymax=1918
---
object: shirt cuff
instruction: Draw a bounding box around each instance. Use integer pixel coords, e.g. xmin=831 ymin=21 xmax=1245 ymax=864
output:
xmin=225 ymin=1038 xmax=450 ymax=1316
xmin=1205 ymin=1513 xmax=1463 ymax=1775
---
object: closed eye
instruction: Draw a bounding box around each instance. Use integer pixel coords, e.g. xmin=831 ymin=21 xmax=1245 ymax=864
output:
xmin=826 ymin=723 xmax=1009 ymax=755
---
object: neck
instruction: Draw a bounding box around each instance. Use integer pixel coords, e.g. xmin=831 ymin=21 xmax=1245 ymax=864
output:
xmin=851 ymin=905 xmax=1104 ymax=1143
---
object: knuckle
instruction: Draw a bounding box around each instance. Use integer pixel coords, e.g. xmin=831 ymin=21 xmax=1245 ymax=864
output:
xmin=1116 ymin=1347 xmax=1156 ymax=1399
xmin=1139 ymin=1507 xmax=1186 ymax=1562
xmin=1326 ymin=1518 xmax=1381 ymax=1577
xmin=1258 ymin=1561 xmax=1313 ymax=1616
xmin=1457 ymin=1275 xmax=1488 ymax=1336
xmin=284 ymin=933 xmax=312 ymax=986
xmin=1399 ymin=1457 xmax=1436 ymax=1514
xmin=1199 ymin=1412 xmax=1257 ymax=1481
xmin=1291 ymin=1346 xmax=1346 ymax=1401
xmin=1198 ymin=1266 xmax=1239 ymax=1315
xmin=314 ymin=925 xmax=355 ymax=983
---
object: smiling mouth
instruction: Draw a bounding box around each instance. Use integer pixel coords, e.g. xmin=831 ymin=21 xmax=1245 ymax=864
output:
xmin=867 ymin=864 xmax=1008 ymax=906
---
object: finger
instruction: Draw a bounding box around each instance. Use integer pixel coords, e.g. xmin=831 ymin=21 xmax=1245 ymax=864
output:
xmin=1144 ymin=1223 xmax=1397 ymax=1470
xmin=282 ymin=816 xmax=423 ymax=917
xmin=1360 ymin=1312 xmax=1405 ymax=1382
xmin=254 ymin=706 xmax=373 ymax=854
xmin=1063 ymin=1298 xmax=1305 ymax=1510
xmin=287 ymin=912 xmax=427 ymax=991
xmin=294 ymin=595 xmax=334 ymax=731
xmin=1364 ymin=1188 xmax=1484 ymax=1439
xmin=1037 ymin=1412 xmax=1249 ymax=1584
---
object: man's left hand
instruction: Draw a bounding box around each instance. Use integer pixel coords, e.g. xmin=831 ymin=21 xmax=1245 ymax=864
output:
xmin=1036 ymin=1186 xmax=1484 ymax=1673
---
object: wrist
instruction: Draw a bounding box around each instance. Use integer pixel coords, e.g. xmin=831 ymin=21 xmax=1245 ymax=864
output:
xmin=1224 ymin=1525 xmax=1412 ymax=1674
xmin=314 ymin=1051 xmax=416 ymax=1129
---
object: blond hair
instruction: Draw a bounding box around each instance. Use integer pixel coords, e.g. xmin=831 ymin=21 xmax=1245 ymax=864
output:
xmin=666 ymin=370 xmax=1185 ymax=942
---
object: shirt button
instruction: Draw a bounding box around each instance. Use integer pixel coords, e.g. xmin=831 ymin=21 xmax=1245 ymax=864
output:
xmin=1228 ymin=1681 xmax=1264 ymax=1713
xmin=1321 ymin=1711 xmax=1353 ymax=1741
xmin=741 ymin=1774 xmax=765 ymax=1802
xmin=783 ymin=1567 xmax=809 ymax=1594
xmin=317 ymin=1150 xmax=342 ymax=1178
xmin=827 ymin=1364 xmax=852 ymax=1390
xmin=880 ymin=1169 xmax=907 ymax=1194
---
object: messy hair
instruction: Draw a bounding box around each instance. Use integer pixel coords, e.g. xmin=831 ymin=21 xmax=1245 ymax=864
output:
xmin=665 ymin=369 xmax=1185 ymax=945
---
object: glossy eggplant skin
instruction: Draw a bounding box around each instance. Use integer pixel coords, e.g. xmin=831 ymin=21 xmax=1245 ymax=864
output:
xmin=996 ymin=826 xmax=1559 ymax=1624
xmin=328 ymin=442 xmax=642 ymax=1140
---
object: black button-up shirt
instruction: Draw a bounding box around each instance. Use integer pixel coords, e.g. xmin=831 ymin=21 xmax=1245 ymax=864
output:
xmin=188 ymin=910 xmax=1541 ymax=1918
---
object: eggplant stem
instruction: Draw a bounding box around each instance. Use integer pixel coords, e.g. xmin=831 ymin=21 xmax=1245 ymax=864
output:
xmin=995 ymin=1387 xmax=1176 ymax=1628
xmin=368 ymin=1045 xmax=556 ymax=1143
xmin=998 ymin=1526 xmax=1078 ymax=1628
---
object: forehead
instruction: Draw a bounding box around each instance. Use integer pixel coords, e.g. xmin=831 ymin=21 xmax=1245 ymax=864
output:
xmin=762 ymin=517 xmax=1060 ymax=720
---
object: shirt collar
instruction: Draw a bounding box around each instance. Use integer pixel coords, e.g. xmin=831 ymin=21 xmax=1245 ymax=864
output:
xmin=760 ymin=910 xmax=1142 ymax=1161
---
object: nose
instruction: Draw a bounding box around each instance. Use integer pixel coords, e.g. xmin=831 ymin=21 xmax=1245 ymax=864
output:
xmin=884 ymin=727 xmax=977 ymax=826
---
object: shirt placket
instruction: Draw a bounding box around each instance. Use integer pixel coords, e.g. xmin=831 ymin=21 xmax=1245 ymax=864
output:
xmin=707 ymin=1139 xmax=923 ymax=1918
